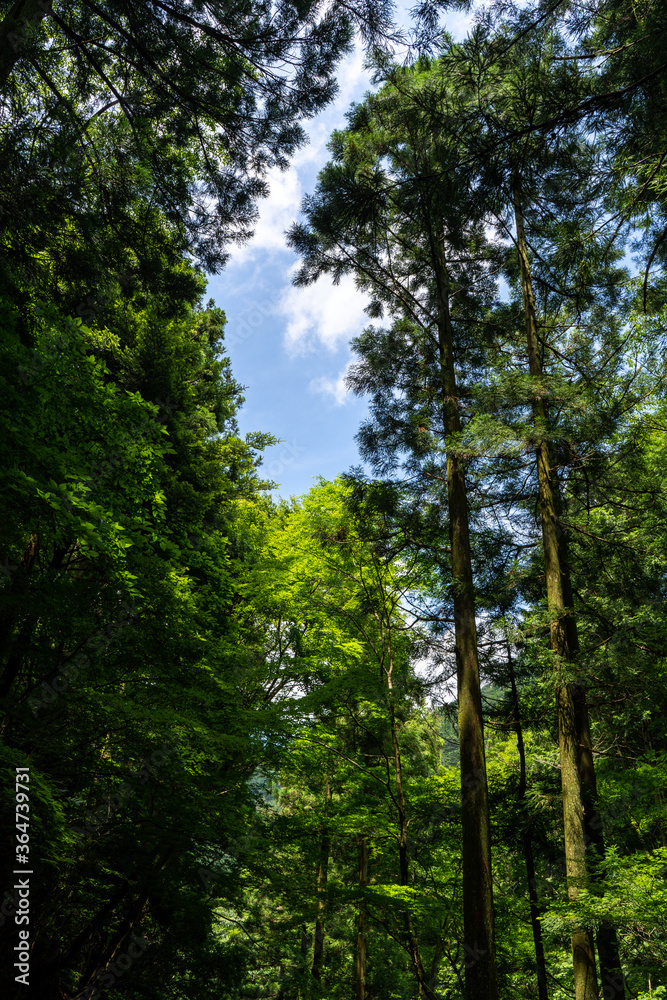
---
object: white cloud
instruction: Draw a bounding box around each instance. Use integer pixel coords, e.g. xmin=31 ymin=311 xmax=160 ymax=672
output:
xmin=309 ymin=365 xmax=352 ymax=406
xmin=225 ymin=163 xmax=303 ymax=267
xmin=223 ymin=11 xmax=480 ymax=270
xmin=226 ymin=47 xmax=372 ymax=267
xmin=279 ymin=272 xmax=369 ymax=354
xmin=293 ymin=46 xmax=372 ymax=174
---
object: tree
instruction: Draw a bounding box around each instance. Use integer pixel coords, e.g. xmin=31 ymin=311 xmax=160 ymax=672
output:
xmin=0 ymin=255 xmax=293 ymax=998
xmin=288 ymin=62 xmax=502 ymax=1000
xmin=420 ymin=24 xmax=652 ymax=998
xmin=0 ymin=0 xmax=460 ymax=272
xmin=238 ymin=478 xmax=457 ymax=1000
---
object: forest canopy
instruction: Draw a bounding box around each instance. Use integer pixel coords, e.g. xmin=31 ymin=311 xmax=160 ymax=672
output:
xmin=0 ymin=2 xmax=666 ymax=1000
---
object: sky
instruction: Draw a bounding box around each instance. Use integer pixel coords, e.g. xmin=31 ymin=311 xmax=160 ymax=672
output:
xmin=207 ymin=9 xmax=473 ymax=501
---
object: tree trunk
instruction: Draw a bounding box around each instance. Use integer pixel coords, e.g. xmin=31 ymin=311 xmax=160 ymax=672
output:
xmin=556 ymin=684 xmax=599 ymax=1000
xmin=432 ymin=241 xmax=498 ymax=1000
xmin=75 ymin=889 xmax=150 ymax=999
xmin=355 ymin=835 xmax=369 ymax=1000
xmin=513 ymin=181 xmax=599 ymax=1000
xmin=300 ymin=923 xmax=309 ymax=973
xmin=508 ymin=644 xmax=549 ymax=1000
xmin=0 ymin=0 xmax=51 ymax=89
xmin=0 ymin=534 xmax=39 ymax=699
xmin=293 ymin=924 xmax=309 ymax=1000
xmin=562 ymin=547 xmax=626 ymax=1000
xmin=387 ymin=692 xmax=434 ymax=1000
xmin=311 ymin=777 xmax=331 ymax=984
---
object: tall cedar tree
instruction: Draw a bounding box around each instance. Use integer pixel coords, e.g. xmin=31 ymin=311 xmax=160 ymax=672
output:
xmin=288 ymin=63 xmax=501 ymax=1000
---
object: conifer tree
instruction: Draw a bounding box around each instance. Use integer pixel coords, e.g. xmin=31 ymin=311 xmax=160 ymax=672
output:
xmin=288 ymin=62 xmax=501 ymax=1000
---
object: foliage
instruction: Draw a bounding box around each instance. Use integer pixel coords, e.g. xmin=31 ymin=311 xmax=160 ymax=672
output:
xmin=2 ymin=1 xmax=667 ymax=999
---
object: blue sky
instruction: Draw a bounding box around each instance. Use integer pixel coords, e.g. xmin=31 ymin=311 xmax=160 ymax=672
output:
xmin=207 ymin=10 xmax=473 ymax=500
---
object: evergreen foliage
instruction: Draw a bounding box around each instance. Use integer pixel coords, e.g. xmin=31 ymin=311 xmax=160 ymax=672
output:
xmin=1 ymin=2 xmax=667 ymax=999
